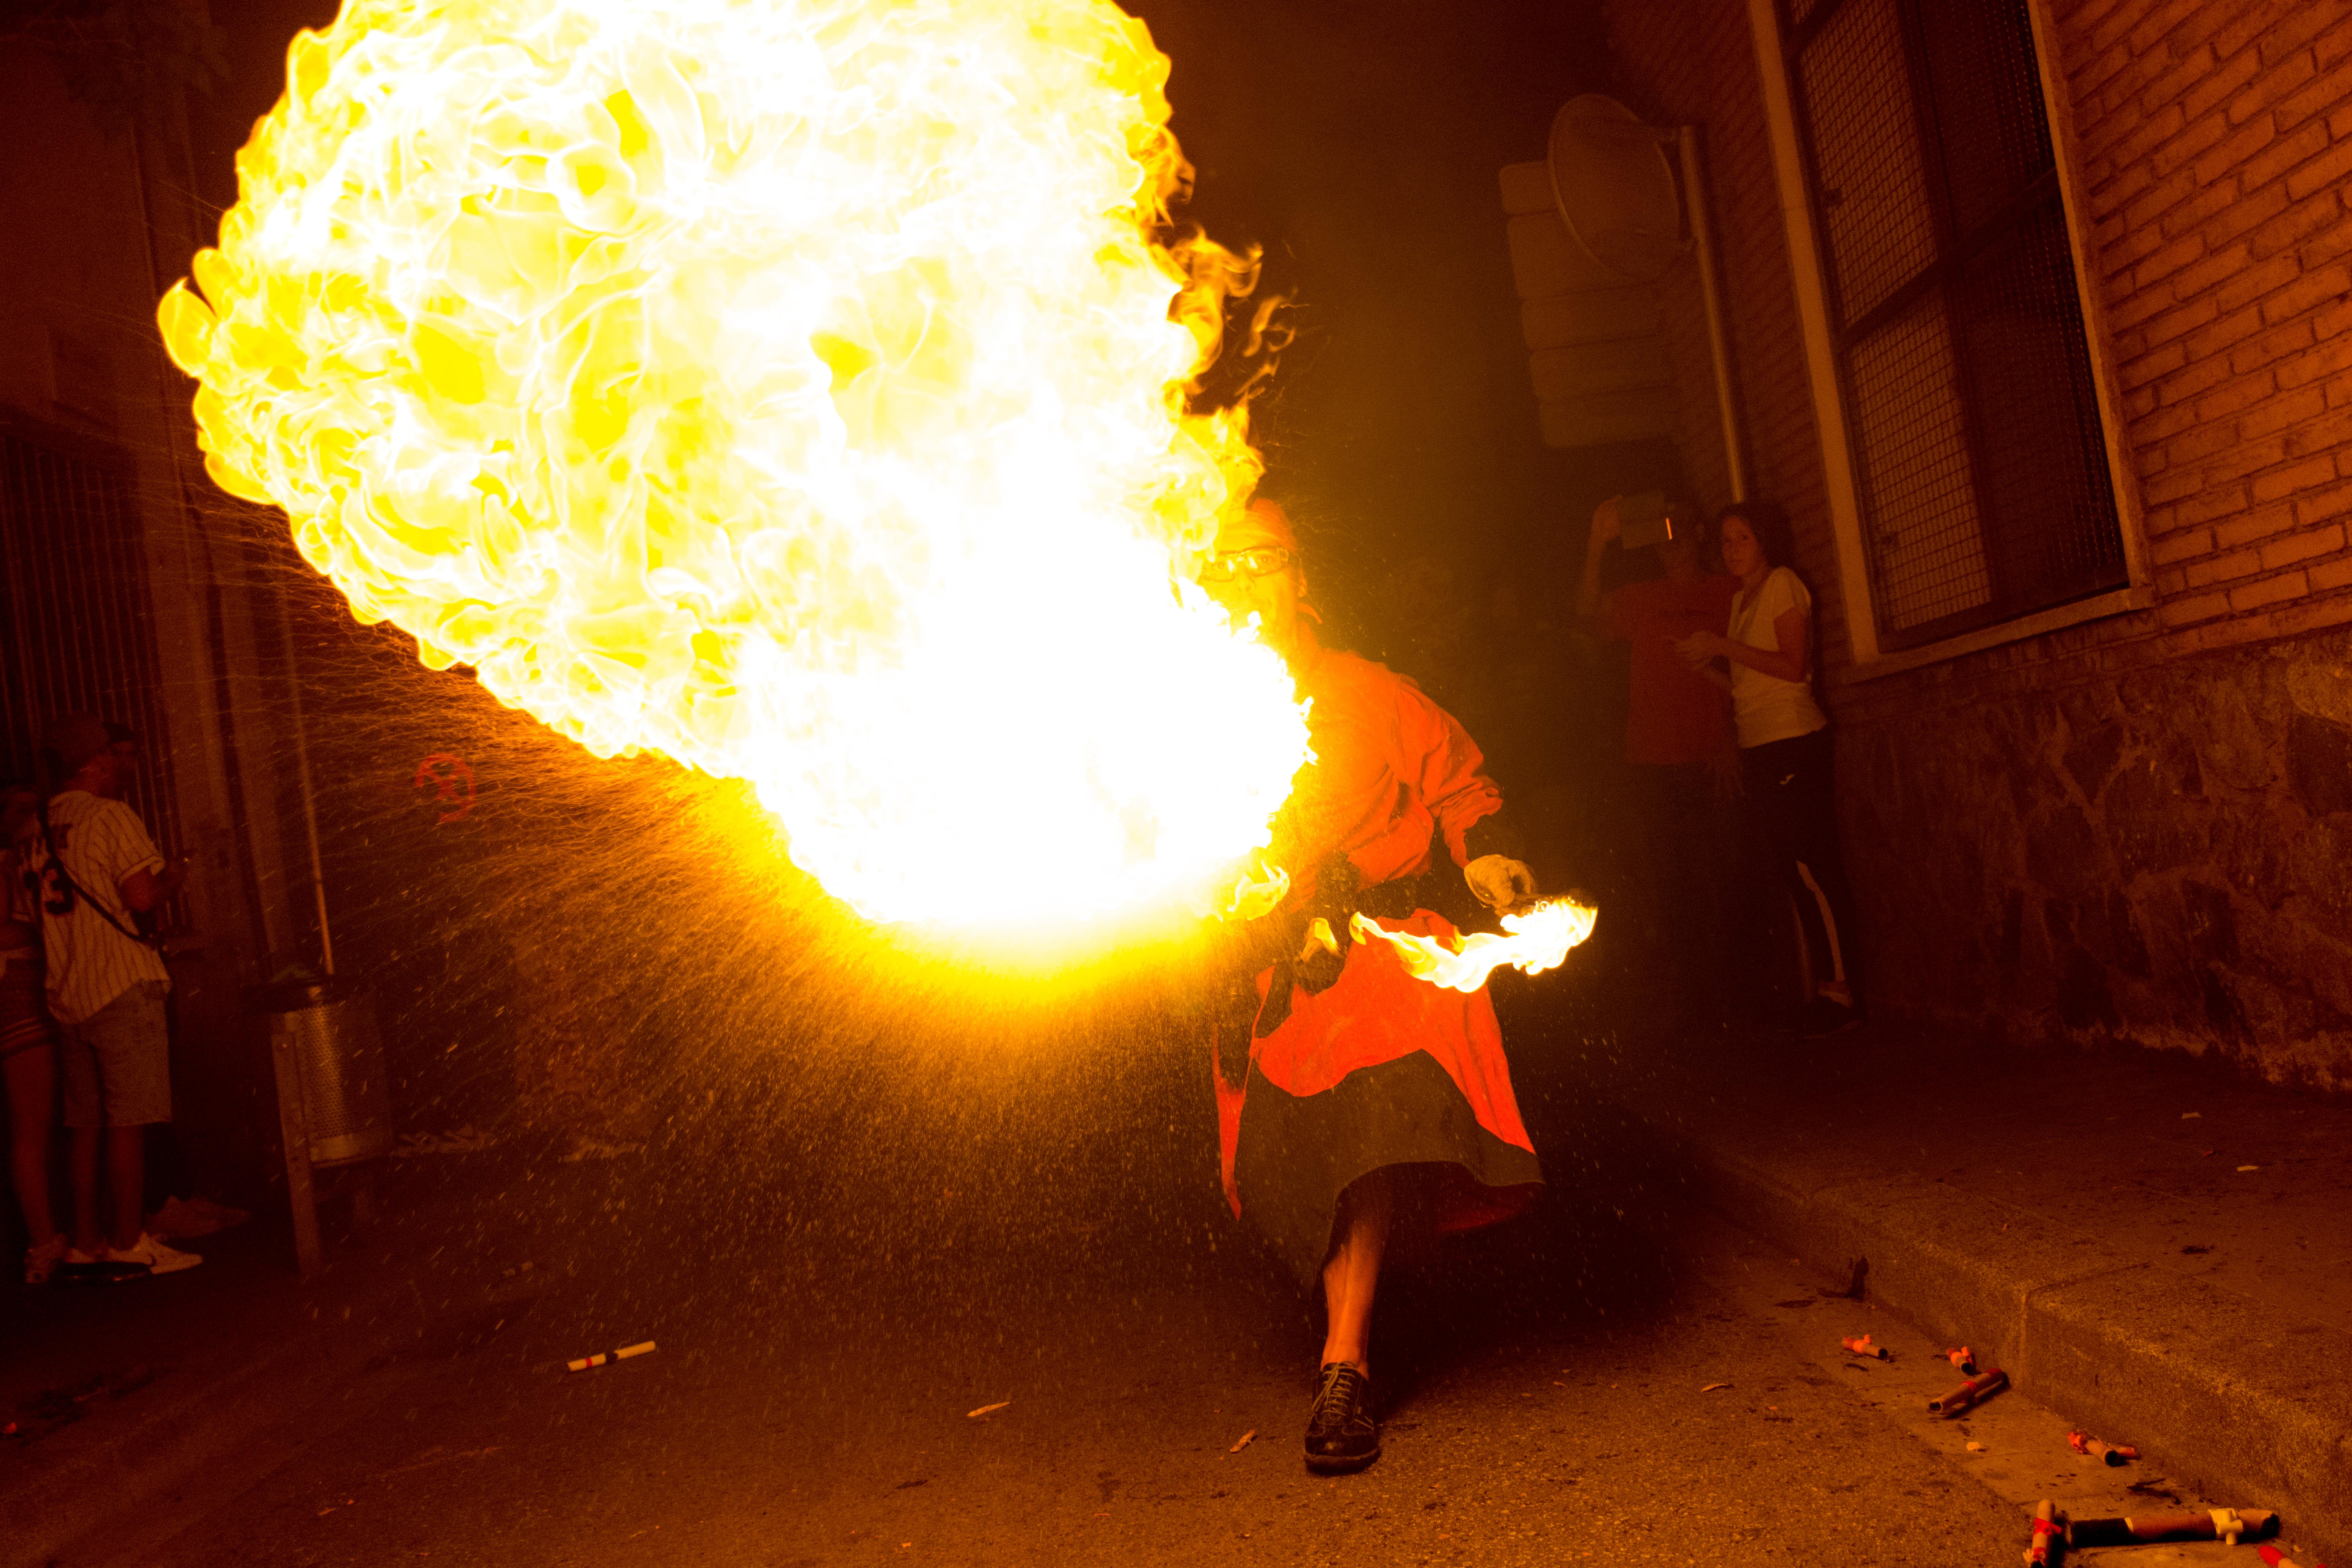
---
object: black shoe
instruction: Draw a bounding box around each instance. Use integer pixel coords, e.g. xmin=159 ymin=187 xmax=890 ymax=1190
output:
xmin=54 ymin=1258 xmax=150 ymax=1287
xmin=1800 ymin=997 xmax=1865 ymax=1038
xmin=1303 ymin=1362 xmax=1379 ymax=1474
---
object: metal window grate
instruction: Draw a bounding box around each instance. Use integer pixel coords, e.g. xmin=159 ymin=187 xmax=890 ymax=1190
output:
xmin=1849 ymin=291 xmax=1991 ymax=630
xmin=1784 ymin=0 xmax=2126 ymax=651
xmin=1914 ymin=0 xmax=2054 ymax=240
xmin=1800 ymin=0 xmax=1937 ymax=324
xmin=1953 ymin=203 xmax=2129 ymax=605
xmin=0 ymin=430 xmax=184 ymax=858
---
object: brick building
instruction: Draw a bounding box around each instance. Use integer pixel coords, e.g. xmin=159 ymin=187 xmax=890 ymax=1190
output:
xmin=1546 ymin=0 xmax=2352 ymax=1089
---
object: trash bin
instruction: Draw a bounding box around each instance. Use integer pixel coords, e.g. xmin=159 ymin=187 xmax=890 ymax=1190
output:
xmin=252 ymin=978 xmax=393 ymax=1166
xmin=250 ymin=976 xmax=392 ymax=1274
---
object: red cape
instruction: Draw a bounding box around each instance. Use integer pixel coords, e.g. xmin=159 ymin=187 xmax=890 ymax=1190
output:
xmin=1214 ymin=633 xmax=1537 ymax=1222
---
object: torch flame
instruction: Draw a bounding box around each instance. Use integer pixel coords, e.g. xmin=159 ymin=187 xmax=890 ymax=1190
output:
xmin=158 ymin=0 xmax=1309 ymax=929
xmin=1350 ymin=899 xmax=1599 ymax=993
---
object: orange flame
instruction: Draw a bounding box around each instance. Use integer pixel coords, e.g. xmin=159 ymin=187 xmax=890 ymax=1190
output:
xmin=1349 ymin=899 xmax=1598 ymax=993
xmin=157 ymin=0 xmax=1308 ymax=929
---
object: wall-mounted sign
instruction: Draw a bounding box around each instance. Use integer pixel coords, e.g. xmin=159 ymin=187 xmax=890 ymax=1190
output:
xmin=411 ymin=752 xmax=476 ymax=824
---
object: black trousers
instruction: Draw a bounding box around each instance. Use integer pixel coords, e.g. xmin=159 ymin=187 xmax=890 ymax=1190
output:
xmin=1627 ymin=760 xmax=1733 ymax=1010
xmin=1739 ymin=728 xmax=1862 ymax=1003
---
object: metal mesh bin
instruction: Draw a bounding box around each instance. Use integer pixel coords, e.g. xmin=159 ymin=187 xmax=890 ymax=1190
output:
xmin=256 ymin=980 xmax=392 ymax=1167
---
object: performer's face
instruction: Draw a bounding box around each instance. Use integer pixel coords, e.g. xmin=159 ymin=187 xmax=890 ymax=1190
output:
xmin=1201 ymin=517 xmax=1303 ymax=661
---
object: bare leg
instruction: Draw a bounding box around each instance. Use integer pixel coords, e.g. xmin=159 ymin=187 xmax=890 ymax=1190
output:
xmin=108 ymin=1125 xmax=145 ymax=1250
xmin=4 ymin=1047 xmax=58 ymax=1245
xmin=1319 ymin=1167 xmax=1396 ymax=1376
xmin=70 ymin=1124 xmax=100 ymax=1252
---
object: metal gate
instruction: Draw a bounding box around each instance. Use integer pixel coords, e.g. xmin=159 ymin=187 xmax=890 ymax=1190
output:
xmin=0 ymin=427 xmax=184 ymax=861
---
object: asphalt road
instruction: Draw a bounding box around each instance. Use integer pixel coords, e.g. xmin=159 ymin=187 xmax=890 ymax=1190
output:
xmin=25 ymin=1024 xmax=2260 ymax=1568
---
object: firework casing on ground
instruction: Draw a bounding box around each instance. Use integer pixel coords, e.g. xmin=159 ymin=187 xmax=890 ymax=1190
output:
xmin=1927 ymin=1367 xmax=2007 ymax=1415
xmin=2024 ymin=1499 xmax=2061 ymax=1567
xmin=2068 ymin=1431 xmax=2137 ymax=1465
xmin=567 ymin=1341 xmax=656 ymax=1373
xmin=2067 ymin=1508 xmax=2278 ymax=1548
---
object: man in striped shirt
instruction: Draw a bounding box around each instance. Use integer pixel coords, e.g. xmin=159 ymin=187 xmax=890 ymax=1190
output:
xmin=31 ymin=714 xmax=200 ymax=1279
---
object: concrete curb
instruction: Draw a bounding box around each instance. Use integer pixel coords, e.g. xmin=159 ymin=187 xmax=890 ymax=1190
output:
xmin=1622 ymin=1098 xmax=2352 ymax=1563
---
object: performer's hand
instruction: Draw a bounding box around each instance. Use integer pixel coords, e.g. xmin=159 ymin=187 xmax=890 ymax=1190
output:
xmin=1296 ymin=938 xmax=1347 ymax=996
xmin=1465 ymin=854 xmax=1537 ymax=913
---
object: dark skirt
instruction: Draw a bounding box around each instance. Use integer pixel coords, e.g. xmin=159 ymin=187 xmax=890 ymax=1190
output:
xmin=1232 ymin=1049 xmax=1543 ymax=1286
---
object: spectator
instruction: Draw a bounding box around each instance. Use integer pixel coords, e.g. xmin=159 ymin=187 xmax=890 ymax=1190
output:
xmin=1672 ymin=503 xmax=1865 ymax=1036
xmin=1577 ymin=494 xmax=1739 ymax=1024
xmin=4 ymin=779 xmax=66 ymax=1283
xmin=31 ymin=714 xmax=201 ymax=1278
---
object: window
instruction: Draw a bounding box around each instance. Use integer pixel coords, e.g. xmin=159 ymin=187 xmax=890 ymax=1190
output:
xmin=1776 ymin=0 xmax=2129 ymax=652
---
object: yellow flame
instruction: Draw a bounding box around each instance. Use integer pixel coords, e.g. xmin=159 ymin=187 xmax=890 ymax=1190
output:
xmin=1350 ymin=899 xmax=1599 ymax=993
xmin=158 ymin=0 xmax=1310 ymax=928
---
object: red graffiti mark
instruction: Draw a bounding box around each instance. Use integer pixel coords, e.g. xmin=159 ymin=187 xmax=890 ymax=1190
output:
xmin=412 ymin=753 xmax=476 ymax=824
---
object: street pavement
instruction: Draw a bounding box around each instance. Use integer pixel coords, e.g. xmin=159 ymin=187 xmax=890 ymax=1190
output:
xmin=5 ymin=1023 xmax=2290 ymax=1568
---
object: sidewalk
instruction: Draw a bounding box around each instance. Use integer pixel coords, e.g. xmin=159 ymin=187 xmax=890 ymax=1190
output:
xmin=1589 ymin=1018 xmax=2352 ymax=1564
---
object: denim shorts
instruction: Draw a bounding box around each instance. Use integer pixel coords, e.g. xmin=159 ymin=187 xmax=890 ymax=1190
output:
xmin=61 ymin=980 xmax=172 ymax=1128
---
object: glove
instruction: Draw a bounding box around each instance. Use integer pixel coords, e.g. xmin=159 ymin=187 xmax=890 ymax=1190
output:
xmin=1251 ymin=855 xmax=1363 ymax=1038
xmin=1465 ymin=853 xmax=1537 ymax=913
xmin=1293 ymin=856 xmax=1361 ymax=997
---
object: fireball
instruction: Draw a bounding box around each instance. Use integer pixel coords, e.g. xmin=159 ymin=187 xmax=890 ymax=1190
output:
xmin=159 ymin=0 xmax=1308 ymax=927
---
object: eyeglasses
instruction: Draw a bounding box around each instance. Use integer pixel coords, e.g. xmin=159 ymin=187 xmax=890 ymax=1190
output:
xmin=1197 ymin=548 xmax=1294 ymax=583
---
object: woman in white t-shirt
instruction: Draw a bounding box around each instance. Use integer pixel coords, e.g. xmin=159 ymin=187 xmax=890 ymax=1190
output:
xmin=1673 ymin=502 xmax=1864 ymax=1036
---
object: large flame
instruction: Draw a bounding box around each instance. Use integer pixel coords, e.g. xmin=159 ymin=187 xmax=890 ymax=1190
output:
xmin=159 ymin=0 xmax=1309 ymax=927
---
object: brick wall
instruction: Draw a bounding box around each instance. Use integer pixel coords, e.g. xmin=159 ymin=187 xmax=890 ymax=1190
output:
xmin=1604 ymin=0 xmax=2352 ymax=1089
xmin=1606 ymin=0 xmax=1852 ymax=667
xmin=2070 ymin=0 xmax=2352 ymax=658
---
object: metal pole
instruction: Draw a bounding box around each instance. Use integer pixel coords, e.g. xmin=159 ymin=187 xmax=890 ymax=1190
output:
xmin=1677 ymin=124 xmax=1750 ymax=503
xmin=131 ymin=123 xmax=276 ymax=965
xmin=137 ymin=115 xmax=337 ymax=977
xmin=275 ymin=597 xmax=336 ymax=975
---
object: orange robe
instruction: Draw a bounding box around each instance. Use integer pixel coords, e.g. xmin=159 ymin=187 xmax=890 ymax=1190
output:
xmin=1214 ymin=630 xmax=1540 ymax=1247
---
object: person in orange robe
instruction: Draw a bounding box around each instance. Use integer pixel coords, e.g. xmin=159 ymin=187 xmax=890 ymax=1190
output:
xmin=1200 ymin=499 xmax=1544 ymax=1475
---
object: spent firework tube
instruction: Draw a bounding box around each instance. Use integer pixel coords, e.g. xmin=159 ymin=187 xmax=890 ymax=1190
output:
xmin=2066 ymin=1430 xmax=2138 ymax=1465
xmin=566 ymin=1340 xmax=656 ymax=1372
xmin=1840 ymin=1334 xmax=1890 ymax=1360
xmin=2067 ymin=1508 xmax=2278 ymax=1548
xmin=1928 ymin=1367 xmax=2007 ymax=1415
xmin=1944 ymin=1346 xmax=1976 ymax=1373
xmin=2023 ymin=1500 xmax=2060 ymax=1568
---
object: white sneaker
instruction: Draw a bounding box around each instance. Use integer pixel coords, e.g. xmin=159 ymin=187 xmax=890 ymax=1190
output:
xmin=23 ymin=1234 xmax=68 ymax=1285
xmin=102 ymin=1232 xmax=203 ymax=1276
